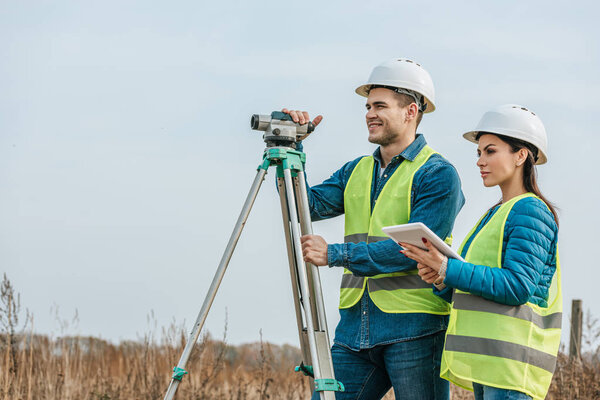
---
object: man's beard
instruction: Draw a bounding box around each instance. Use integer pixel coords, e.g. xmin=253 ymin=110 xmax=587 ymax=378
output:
xmin=368 ymin=128 xmax=399 ymax=146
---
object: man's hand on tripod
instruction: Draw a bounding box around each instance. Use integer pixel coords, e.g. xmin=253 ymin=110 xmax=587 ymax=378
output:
xmin=300 ymin=234 xmax=328 ymax=266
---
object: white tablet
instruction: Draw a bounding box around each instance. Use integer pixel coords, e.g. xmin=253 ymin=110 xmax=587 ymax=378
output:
xmin=381 ymin=222 xmax=464 ymax=261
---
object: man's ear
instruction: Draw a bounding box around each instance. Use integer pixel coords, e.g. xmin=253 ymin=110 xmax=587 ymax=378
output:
xmin=406 ymin=103 xmax=419 ymax=122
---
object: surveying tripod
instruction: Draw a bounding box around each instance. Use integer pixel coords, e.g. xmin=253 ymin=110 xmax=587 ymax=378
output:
xmin=163 ymin=112 xmax=344 ymax=400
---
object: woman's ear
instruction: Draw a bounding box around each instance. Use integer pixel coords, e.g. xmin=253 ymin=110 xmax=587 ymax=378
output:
xmin=516 ymin=148 xmax=529 ymax=167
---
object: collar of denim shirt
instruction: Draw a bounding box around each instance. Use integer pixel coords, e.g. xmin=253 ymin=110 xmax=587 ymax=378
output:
xmin=372 ymin=133 xmax=427 ymax=166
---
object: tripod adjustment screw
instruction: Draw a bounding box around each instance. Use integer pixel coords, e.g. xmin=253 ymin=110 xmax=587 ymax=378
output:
xmin=172 ymin=366 xmax=188 ymax=381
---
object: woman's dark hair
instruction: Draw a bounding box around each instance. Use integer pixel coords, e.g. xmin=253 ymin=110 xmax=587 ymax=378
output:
xmin=476 ymin=132 xmax=559 ymax=227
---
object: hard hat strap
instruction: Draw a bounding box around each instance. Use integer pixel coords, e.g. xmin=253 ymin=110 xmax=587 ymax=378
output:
xmin=370 ymin=85 xmax=427 ymax=112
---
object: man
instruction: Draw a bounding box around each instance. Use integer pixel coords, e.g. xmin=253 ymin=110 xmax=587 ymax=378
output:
xmin=285 ymin=58 xmax=464 ymax=399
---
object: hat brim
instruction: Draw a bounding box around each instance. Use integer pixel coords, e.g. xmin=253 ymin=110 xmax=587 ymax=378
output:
xmin=462 ymin=130 xmax=479 ymax=144
xmin=355 ymin=84 xmax=370 ymax=97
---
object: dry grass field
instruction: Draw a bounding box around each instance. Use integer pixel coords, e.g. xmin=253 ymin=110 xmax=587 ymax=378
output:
xmin=1 ymin=331 xmax=599 ymax=400
xmin=1 ymin=275 xmax=599 ymax=399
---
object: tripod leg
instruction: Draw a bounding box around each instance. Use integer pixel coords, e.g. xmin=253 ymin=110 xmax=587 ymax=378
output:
xmin=281 ymin=169 xmax=337 ymax=400
xmin=163 ymin=167 xmax=268 ymax=400
xmin=277 ymin=177 xmax=312 ymax=370
xmin=294 ymin=171 xmax=337 ymax=393
xmin=294 ymin=171 xmax=329 ymax=330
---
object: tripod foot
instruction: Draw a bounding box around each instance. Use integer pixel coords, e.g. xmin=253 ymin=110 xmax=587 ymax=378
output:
xmin=315 ymin=378 xmax=345 ymax=393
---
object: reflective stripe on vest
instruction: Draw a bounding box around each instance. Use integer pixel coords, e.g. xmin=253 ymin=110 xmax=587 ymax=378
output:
xmin=452 ymin=293 xmax=562 ymax=330
xmin=441 ymin=193 xmax=562 ymax=400
xmin=340 ymin=145 xmax=451 ymax=314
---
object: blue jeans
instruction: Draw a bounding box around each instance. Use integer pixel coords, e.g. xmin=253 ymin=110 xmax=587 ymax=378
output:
xmin=311 ymin=331 xmax=449 ymax=400
xmin=473 ymin=383 xmax=532 ymax=400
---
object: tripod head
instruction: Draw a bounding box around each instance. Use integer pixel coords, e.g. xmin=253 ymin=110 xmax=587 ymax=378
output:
xmin=251 ymin=111 xmax=315 ymax=148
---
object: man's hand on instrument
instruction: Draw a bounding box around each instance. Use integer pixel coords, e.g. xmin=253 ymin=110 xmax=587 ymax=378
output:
xmin=300 ymin=234 xmax=329 ymax=266
xmin=281 ymin=109 xmax=323 ymax=127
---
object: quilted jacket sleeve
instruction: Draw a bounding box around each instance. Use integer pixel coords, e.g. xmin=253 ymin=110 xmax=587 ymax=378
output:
xmin=444 ymin=197 xmax=558 ymax=306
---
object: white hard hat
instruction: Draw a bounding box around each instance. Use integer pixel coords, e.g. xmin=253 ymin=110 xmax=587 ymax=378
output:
xmin=355 ymin=58 xmax=436 ymax=113
xmin=463 ymin=104 xmax=548 ymax=165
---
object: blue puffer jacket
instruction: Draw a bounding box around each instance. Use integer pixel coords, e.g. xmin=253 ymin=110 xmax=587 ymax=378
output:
xmin=442 ymin=196 xmax=558 ymax=307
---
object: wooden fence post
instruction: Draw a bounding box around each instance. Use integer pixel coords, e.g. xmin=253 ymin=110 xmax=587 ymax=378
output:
xmin=569 ymin=299 xmax=582 ymax=359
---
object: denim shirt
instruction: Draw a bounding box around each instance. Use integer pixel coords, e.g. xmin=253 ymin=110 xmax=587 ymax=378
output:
xmin=303 ymin=134 xmax=465 ymax=351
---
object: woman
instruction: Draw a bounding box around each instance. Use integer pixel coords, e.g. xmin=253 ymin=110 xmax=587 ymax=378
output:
xmin=399 ymin=104 xmax=561 ymax=400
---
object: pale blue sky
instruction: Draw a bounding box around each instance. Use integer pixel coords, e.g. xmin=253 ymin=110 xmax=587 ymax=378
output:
xmin=1 ymin=1 xmax=598 ymax=346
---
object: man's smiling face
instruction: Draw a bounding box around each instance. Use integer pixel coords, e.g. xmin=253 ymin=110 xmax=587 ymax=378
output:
xmin=365 ymin=87 xmax=410 ymax=146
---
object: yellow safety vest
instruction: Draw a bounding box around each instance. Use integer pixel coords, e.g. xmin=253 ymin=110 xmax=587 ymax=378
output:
xmin=340 ymin=145 xmax=451 ymax=314
xmin=441 ymin=193 xmax=562 ymax=400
